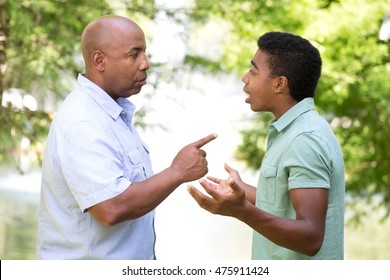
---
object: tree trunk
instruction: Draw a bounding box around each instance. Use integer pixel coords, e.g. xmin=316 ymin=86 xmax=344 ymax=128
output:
xmin=0 ymin=0 xmax=9 ymax=106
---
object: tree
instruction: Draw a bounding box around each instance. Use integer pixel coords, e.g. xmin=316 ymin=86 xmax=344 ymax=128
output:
xmin=187 ymin=0 xmax=390 ymax=220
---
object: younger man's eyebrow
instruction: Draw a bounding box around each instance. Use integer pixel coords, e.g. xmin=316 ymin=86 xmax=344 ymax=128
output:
xmin=251 ymin=60 xmax=258 ymax=70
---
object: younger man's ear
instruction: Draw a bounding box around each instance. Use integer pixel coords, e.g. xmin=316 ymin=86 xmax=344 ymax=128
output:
xmin=275 ymin=76 xmax=288 ymax=93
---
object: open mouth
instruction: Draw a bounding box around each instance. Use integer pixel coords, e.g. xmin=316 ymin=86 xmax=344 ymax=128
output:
xmin=243 ymin=88 xmax=250 ymax=103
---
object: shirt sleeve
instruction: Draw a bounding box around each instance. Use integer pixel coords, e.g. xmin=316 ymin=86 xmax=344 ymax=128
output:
xmin=283 ymin=132 xmax=333 ymax=190
xmin=58 ymin=120 xmax=130 ymax=212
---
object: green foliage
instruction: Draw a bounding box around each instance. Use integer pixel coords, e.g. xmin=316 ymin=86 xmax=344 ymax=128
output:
xmin=234 ymin=113 xmax=273 ymax=170
xmin=0 ymin=105 xmax=51 ymax=166
xmin=183 ymin=55 xmax=224 ymax=73
xmin=189 ymin=0 xmax=318 ymax=75
xmin=5 ymin=0 xmax=113 ymax=95
xmin=307 ymin=0 xmax=390 ymax=217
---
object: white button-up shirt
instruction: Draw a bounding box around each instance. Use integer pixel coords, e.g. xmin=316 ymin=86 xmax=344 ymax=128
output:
xmin=36 ymin=74 xmax=156 ymax=259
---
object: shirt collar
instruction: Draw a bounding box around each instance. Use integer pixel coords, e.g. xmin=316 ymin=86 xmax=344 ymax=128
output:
xmin=76 ymin=74 xmax=135 ymax=120
xmin=271 ymin=97 xmax=315 ymax=132
xmin=116 ymin=97 xmax=136 ymax=125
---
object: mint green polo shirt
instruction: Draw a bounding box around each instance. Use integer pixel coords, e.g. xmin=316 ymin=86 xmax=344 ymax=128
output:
xmin=252 ymin=98 xmax=345 ymax=260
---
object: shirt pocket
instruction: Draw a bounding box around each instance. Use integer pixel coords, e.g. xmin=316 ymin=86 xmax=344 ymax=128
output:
xmin=123 ymin=149 xmax=147 ymax=182
xmin=258 ymin=162 xmax=277 ymax=205
xmin=139 ymin=144 xmax=154 ymax=178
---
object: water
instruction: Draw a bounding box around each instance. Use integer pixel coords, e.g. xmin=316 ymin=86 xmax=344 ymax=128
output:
xmin=0 ymin=171 xmax=40 ymax=259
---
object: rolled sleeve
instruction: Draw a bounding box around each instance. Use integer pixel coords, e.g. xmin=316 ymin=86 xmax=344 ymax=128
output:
xmin=283 ymin=133 xmax=332 ymax=190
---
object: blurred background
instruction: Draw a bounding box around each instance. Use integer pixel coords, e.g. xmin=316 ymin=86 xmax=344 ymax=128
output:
xmin=0 ymin=0 xmax=389 ymax=260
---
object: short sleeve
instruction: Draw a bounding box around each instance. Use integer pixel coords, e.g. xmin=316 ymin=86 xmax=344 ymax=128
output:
xmin=283 ymin=133 xmax=332 ymax=190
xmin=58 ymin=121 xmax=130 ymax=212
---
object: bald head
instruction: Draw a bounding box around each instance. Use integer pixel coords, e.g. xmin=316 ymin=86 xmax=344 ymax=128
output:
xmin=79 ymin=15 xmax=150 ymax=99
xmin=81 ymin=15 xmax=143 ymax=71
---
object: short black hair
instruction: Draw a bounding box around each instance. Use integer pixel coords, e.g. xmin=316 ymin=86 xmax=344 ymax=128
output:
xmin=257 ymin=32 xmax=322 ymax=101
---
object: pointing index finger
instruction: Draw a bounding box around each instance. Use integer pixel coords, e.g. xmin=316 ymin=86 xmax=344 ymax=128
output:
xmin=192 ymin=133 xmax=218 ymax=149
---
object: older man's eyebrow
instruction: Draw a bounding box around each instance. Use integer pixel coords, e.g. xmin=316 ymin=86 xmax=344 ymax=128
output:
xmin=251 ymin=60 xmax=258 ymax=70
xmin=127 ymin=46 xmax=147 ymax=54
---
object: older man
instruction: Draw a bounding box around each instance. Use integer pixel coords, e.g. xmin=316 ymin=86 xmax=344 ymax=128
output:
xmin=37 ymin=15 xmax=216 ymax=260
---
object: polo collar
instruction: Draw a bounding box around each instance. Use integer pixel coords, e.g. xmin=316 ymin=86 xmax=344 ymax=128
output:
xmin=271 ymin=98 xmax=315 ymax=132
